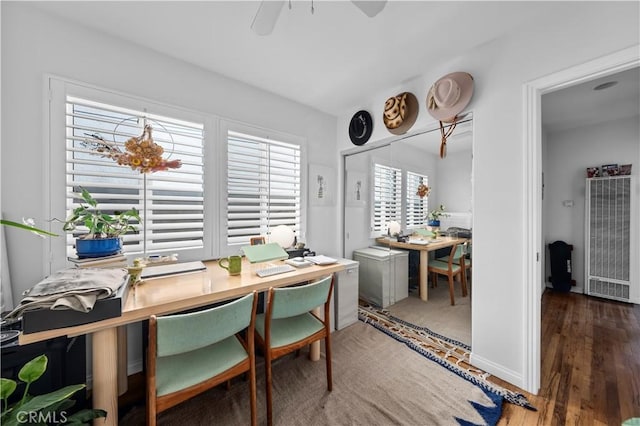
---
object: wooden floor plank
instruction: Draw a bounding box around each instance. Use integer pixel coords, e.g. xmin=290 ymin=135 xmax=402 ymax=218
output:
xmin=499 ymin=290 xmax=640 ymax=425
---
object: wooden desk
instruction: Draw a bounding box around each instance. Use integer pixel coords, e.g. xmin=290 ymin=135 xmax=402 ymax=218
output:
xmin=18 ymin=259 xmax=344 ymax=426
xmin=374 ymin=236 xmax=467 ymax=302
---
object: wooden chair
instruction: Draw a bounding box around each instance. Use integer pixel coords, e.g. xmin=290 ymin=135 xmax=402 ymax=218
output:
xmin=438 ymin=240 xmax=472 ymax=285
xmin=147 ymin=291 xmax=258 ymax=426
xmin=255 ymin=275 xmax=334 ymax=426
xmin=428 ymin=244 xmax=468 ymax=305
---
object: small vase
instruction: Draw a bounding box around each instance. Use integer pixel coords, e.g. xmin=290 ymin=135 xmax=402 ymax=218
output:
xmin=427 ymin=219 xmax=440 ymax=227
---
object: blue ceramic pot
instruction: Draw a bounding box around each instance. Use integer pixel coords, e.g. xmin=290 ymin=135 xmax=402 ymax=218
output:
xmin=76 ymin=237 xmax=122 ymax=258
xmin=427 ymin=220 xmax=441 ymax=227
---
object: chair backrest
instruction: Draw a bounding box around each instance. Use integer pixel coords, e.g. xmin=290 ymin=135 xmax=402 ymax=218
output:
xmin=452 ymin=244 xmax=465 ymax=261
xmin=155 ymin=292 xmax=255 ymax=358
xmin=443 ymin=243 xmax=464 ymax=268
xmin=268 ymin=275 xmax=333 ymax=320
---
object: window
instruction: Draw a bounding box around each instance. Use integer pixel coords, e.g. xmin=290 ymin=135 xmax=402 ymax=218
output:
xmin=406 ymin=171 xmax=429 ymax=228
xmin=225 ymin=129 xmax=301 ymax=247
xmin=65 ymin=96 xmax=205 ymax=258
xmin=372 ymin=163 xmax=402 ymax=234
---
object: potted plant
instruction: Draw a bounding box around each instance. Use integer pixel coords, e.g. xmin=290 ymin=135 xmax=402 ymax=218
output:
xmin=1 ymin=354 xmax=106 ymax=425
xmin=426 ymin=204 xmax=449 ymax=227
xmin=62 ymin=187 xmax=140 ymax=258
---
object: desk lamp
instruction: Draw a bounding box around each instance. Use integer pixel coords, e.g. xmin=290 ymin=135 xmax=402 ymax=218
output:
xmin=269 ymin=225 xmax=295 ymax=249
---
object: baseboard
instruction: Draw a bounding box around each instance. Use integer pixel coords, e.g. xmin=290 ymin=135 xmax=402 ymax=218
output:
xmin=469 ymin=353 xmax=524 ymax=390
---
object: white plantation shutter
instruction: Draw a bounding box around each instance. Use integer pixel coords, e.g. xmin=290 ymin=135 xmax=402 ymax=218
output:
xmin=406 ymin=172 xmax=428 ymax=228
xmin=65 ymin=96 xmax=205 ymax=258
xmin=373 ymin=163 xmax=402 ymax=233
xmin=226 ymin=130 xmax=301 ymax=247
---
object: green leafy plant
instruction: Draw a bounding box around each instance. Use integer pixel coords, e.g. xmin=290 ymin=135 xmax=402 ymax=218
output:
xmin=427 ymin=204 xmax=449 ymax=222
xmin=0 ymin=355 xmax=106 ymax=426
xmin=62 ymin=187 xmax=140 ymax=239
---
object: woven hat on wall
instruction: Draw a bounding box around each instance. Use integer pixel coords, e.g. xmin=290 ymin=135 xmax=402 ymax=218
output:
xmin=349 ymin=110 xmax=374 ymax=146
xmin=383 ymin=92 xmax=419 ymax=135
xmin=426 ymin=72 xmax=474 ymax=123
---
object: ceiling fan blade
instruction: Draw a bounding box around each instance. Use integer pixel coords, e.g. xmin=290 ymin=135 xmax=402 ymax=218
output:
xmin=251 ymin=0 xmax=286 ymax=36
xmin=351 ymin=0 xmax=387 ymax=18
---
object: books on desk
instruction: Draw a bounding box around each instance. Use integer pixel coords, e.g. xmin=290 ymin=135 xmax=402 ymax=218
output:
xmin=67 ymin=253 xmax=128 ymax=269
xmin=407 ymin=239 xmax=430 ymax=245
xmin=304 ymin=255 xmax=337 ymax=265
xmin=284 ymin=257 xmax=313 ymax=268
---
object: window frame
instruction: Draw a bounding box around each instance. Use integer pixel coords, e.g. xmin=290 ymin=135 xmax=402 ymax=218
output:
xmin=370 ymin=161 xmax=403 ymax=238
xmin=47 ymin=77 xmax=216 ymax=273
xmin=218 ymin=120 xmax=307 ymax=257
xmin=405 ymin=170 xmax=429 ymax=229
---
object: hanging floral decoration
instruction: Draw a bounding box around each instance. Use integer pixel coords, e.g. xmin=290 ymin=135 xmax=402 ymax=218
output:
xmin=83 ymin=124 xmax=181 ymax=173
xmin=416 ymin=183 xmax=431 ymax=199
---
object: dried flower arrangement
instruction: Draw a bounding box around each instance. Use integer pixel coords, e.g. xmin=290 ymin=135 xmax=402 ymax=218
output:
xmin=416 ymin=183 xmax=430 ymax=199
xmin=83 ymin=124 xmax=181 ymax=173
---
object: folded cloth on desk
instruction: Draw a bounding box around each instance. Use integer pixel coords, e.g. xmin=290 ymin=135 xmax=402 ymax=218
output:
xmin=5 ymin=268 xmax=128 ymax=319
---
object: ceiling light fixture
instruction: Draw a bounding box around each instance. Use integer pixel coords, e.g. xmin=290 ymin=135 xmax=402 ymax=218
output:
xmin=593 ymin=81 xmax=618 ymax=91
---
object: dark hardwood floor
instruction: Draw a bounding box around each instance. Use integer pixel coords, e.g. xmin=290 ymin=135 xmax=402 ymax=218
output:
xmin=497 ymin=290 xmax=640 ymax=425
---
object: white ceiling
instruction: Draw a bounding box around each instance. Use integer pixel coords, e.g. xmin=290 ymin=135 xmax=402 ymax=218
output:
xmin=542 ymin=67 xmax=640 ymax=134
xmin=29 ymin=1 xmax=639 ymax=143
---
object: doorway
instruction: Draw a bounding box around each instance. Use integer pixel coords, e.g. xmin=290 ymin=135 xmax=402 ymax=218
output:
xmin=523 ymin=45 xmax=640 ymax=394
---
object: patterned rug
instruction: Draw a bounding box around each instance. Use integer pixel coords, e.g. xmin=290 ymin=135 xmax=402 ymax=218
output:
xmin=358 ymin=303 xmax=536 ymax=413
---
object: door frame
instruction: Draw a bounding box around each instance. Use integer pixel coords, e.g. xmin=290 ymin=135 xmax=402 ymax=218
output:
xmin=523 ymin=45 xmax=639 ymax=393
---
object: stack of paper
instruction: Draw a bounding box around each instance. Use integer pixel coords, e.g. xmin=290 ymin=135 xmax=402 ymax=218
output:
xmin=304 ymin=255 xmax=337 ymax=265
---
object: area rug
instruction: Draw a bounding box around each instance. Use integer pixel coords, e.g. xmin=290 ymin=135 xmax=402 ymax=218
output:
xmin=358 ymin=302 xmax=535 ymax=412
xmin=121 ymin=319 xmax=520 ymax=425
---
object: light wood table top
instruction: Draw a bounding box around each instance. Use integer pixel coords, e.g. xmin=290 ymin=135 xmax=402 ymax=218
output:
xmin=19 ymin=258 xmax=344 ymax=345
xmin=17 ymin=258 xmax=345 ymax=426
xmin=374 ymin=236 xmax=467 ymax=301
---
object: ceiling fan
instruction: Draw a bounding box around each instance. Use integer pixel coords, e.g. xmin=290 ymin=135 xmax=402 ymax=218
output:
xmin=251 ymin=0 xmax=388 ymax=35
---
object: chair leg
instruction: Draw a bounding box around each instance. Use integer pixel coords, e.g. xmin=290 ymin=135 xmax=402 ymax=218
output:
xmin=448 ymin=274 xmax=455 ymax=306
xmin=147 ymin=398 xmax=156 ymax=426
xmin=461 ymin=268 xmax=468 ymax=297
xmin=325 ymin=334 xmax=333 ymax=392
xmin=265 ymin=352 xmax=273 ymax=426
xmin=249 ymin=354 xmax=257 ymax=426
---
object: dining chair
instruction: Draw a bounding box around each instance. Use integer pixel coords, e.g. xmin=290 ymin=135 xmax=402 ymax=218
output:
xmin=428 ymin=243 xmax=468 ymax=305
xmin=438 ymin=240 xmax=472 ymax=285
xmin=147 ymin=291 xmax=258 ymax=426
xmin=255 ymin=275 xmax=334 ymax=426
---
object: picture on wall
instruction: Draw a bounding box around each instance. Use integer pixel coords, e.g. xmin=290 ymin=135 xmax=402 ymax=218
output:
xmin=309 ymin=163 xmax=335 ymax=206
xmin=346 ymin=171 xmax=367 ymax=207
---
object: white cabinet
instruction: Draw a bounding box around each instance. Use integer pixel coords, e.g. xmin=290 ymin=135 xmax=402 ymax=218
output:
xmin=353 ymin=247 xmax=408 ymax=308
xmin=333 ymin=259 xmax=359 ymax=330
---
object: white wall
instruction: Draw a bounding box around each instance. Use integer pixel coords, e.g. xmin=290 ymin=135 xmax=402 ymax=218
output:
xmin=1 ymin=3 xmax=338 ymax=375
xmin=543 ymin=115 xmax=640 ymax=297
xmin=336 ymin=2 xmax=639 ymax=389
xmin=435 ymin=147 xmax=472 ymax=214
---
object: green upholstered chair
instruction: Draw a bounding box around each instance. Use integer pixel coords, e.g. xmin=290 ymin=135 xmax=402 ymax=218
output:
xmin=437 ymin=240 xmax=472 ymax=284
xmin=147 ymin=291 xmax=258 ymax=426
xmin=428 ymin=243 xmax=468 ymax=305
xmin=255 ymin=275 xmax=335 ymax=426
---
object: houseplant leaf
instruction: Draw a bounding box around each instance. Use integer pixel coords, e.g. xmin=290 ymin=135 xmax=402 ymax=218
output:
xmin=18 ymin=355 xmax=47 ymax=384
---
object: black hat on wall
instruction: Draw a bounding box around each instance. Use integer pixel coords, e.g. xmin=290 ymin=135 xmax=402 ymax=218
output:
xmin=349 ymin=110 xmax=373 ymax=145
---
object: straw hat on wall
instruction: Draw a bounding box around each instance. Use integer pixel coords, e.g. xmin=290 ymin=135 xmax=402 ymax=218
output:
xmin=383 ymin=92 xmax=419 ymax=135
